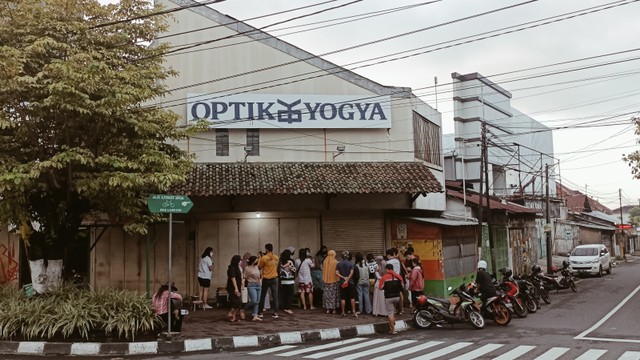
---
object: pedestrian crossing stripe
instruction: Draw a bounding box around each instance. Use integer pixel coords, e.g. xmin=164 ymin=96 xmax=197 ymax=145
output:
xmin=248 ymin=338 xmax=640 ymax=360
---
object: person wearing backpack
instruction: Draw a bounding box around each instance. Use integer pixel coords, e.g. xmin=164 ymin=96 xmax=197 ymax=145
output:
xmin=378 ymin=263 xmax=403 ymax=334
xmin=354 ymin=253 xmax=372 ymax=315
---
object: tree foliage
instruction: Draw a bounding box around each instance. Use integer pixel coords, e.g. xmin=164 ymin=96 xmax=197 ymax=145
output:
xmin=624 ymin=116 xmax=640 ymax=181
xmin=0 ymin=0 xmax=193 ymax=260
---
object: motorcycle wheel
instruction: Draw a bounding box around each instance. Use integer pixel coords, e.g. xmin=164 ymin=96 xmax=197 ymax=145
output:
xmin=413 ymin=308 xmax=436 ymax=329
xmin=467 ymin=309 xmax=485 ymax=329
xmin=569 ymin=279 xmax=577 ymax=292
xmin=492 ymin=303 xmax=512 ymax=326
xmin=513 ymin=298 xmax=528 ymax=318
xmin=525 ymin=296 xmax=538 ymax=313
xmin=540 ymin=288 xmax=551 ymax=304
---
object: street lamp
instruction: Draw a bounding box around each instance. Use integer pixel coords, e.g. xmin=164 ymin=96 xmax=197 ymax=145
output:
xmin=333 ymin=145 xmax=346 ymax=161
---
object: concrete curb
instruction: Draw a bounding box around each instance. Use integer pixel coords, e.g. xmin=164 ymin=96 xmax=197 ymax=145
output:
xmin=0 ymin=320 xmax=410 ymax=356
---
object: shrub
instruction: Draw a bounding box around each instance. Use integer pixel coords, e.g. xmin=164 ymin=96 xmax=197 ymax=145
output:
xmin=0 ymin=285 xmax=161 ymax=341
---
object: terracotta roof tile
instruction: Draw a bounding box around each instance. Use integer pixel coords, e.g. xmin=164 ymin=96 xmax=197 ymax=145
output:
xmin=174 ymin=162 xmax=442 ymax=196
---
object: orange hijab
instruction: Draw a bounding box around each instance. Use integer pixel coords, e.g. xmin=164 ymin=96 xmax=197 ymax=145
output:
xmin=322 ymin=250 xmax=338 ymax=284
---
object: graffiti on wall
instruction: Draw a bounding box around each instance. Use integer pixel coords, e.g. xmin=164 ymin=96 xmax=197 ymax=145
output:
xmin=0 ymin=244 xmax=18 ymax=284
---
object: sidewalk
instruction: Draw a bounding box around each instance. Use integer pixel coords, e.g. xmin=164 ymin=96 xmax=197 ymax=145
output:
xmin=0 ymin=305 xmax=412 ymax=356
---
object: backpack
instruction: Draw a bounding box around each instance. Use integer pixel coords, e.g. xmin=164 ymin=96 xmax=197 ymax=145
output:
xmin=383 ymin=276 xmax=402 ymax=299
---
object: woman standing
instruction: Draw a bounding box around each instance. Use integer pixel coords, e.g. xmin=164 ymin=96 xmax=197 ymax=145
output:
xmin=197 ymin=247 xmax=214 ymax=309
xmin=226 ymin=255 xmax=243 ymax=322
xmin=279 ymin=249 xmax=296 ymax=315
xmin=372 ymin=255 xmax=387 ymax=316
xmin=243 ymin=255 xmax=262 ymax=321
xmin=322 ymin=249 xmax=339 ymax=314
xmin=296 ymin=249 xmax=315 ymax=310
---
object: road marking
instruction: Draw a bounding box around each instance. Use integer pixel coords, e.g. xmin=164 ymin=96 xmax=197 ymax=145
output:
xmin=575 ymin=349 xmax=607 ymax=359
xmin=492 ymin=345 xmax=537 ymax=360
xmin=575 ymin=283 xmax=640 ymax=341
xmin=410 ymin=342 xmax=473 ymax=360
xmin=276 ymin=338 xmax=366 ymax=357
xmin=368 ymin=341 xmax=443 ymax=360
xmin=248 ymin=345 xmax=296 ymax=355
xmin=533 ymin=347 xmax=570 ymax=360
xmin=449 ymin=343 xmax=504 ymax=360
xmin=333 ymin=340 xmax=416 ymax=360
xmin=303 ymin=339 xmax=389 ymax=359
xmin=619 ymin=351 xmax=640 ymax=360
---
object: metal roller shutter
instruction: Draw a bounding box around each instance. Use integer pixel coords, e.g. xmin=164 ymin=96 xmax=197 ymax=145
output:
xmin=322 ymin=216 xmax=385 ymax=256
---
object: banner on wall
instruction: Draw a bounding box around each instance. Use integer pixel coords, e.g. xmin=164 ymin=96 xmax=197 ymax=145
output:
xmin=187 ymin=93 xmax=392 ymax=129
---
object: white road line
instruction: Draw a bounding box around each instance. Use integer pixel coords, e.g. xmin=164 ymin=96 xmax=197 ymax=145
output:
xmin=303 ymin=339 xmax=390 ymax=359
xmin=619 ymin=351 xmax=640 ymax=360
xmin=276 ymin=338 xmax=367 ymax=357
xmin=410 ymin=342 xmax=473 ymax=360
xmin=248 ymin=345 xmax=296 ymax=355
xmin=492 ymin=345 xmax=537 ymax=360
xmin=575 ymin=283 xmax=640 ymax=340
xmin=368 ymin=341 xmax=444 ymax=360
xmin=533 ymin=347 xmax=570 ymax=360
xmin=333 ymin=340 xmax=417 ymax=360
xmin=577 ymin=337 xmax=640 ymax=344
xmin=449 ymin=343 xmax=504 ymax=360
xmin=575 ymin=349 xmax=607 ymax=360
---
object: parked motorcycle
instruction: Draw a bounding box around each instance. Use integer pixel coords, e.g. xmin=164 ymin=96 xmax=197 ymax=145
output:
xmin=526 ymin=266 xmax=551 ymax=304
xmin=413 ymin=284 xmax=485 ymax=330
xmin=513 ymin=275 xmax=539 ymax=313
xmin=465 ymin=283 xmax=512 ymax=326
xmin=498 ymin=268 xmax=528 ymax=318
xmin=534 ymin=261 xmax=577 ymax=293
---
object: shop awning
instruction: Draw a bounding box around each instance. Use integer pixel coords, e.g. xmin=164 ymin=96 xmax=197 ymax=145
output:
xmin=174 ymin=162 xmax=442 ymax=196
xmin=447 ymin=189 xmax=541 ymax=215
xmin=407 ymin=217 xmax=478 ymax=226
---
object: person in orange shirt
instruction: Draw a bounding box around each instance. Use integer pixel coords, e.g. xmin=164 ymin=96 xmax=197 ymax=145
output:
xmin=258 ymin=243 xmax=280 ymax=319
xmin=378 ymin=263 xmax=404 ymax=334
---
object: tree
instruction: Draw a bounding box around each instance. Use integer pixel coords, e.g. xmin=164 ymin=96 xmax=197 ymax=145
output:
xmin=0 ymin=0 xmax=194 ymax=293
xmin=629 ymin=207 xmax=640 ymax=226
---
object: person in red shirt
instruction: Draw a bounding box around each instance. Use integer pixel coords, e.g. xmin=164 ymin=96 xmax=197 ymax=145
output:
xmin=378 ymin=263 xmax=404 ymax=334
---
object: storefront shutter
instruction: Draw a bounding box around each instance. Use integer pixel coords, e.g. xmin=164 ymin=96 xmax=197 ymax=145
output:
xmin=321 ymin=216 xmax=385 ymax=256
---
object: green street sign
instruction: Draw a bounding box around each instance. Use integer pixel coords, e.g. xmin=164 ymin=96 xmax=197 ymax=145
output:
xmin=147 ymin=194 xmax=193 ymax=214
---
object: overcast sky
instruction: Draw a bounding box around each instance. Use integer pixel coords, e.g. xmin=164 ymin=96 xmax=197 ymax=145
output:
xmin=103 ymin=0 xmax=640 ymax=210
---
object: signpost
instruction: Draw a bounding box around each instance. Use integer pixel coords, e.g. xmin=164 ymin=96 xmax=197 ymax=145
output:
xmin=147 ymin=194 xmax=193 ymax=336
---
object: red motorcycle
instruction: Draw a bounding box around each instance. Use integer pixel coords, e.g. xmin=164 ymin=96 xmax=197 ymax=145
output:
xmin=498 ymin=268 xmax=527 ymax=318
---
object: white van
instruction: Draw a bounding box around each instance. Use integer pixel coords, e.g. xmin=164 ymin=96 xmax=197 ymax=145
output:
xmin=569 ymin=244 xmax=612 ymax=277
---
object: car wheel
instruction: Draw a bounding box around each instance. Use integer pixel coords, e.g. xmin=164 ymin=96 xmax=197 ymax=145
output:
xmin=598 ymin=265 xmax=603 ymax=277
xmin=606 ymin=262 xmax=612 ymax=275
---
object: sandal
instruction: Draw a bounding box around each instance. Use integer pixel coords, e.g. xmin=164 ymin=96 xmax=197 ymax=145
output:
xmin=227 ymin=314 xmax=236 ymax=322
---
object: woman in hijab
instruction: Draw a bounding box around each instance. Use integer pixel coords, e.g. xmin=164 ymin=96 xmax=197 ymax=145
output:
xmin=372 ymin=255 xmax=388 ymax=316
xmin=321 ymin=249 xmax=339 ymax=314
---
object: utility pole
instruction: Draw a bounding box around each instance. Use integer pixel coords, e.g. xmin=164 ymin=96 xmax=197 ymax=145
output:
xmin=477 ymin=125 xmax=484 ymax=250
xmin=545 ymin=164 xmax=553 ymax=274
xmin=620 ymin=189 xmax=625 ymax=258
xmin=484 ymin=121 xmax=496 ymax=276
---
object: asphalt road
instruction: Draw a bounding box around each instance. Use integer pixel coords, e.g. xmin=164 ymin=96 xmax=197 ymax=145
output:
xmin=7 ymin=258 xmax=640 ymax=359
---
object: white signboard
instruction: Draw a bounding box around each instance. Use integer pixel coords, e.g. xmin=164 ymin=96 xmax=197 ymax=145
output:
xmin=187 ymin=93 xmax=392 ymax=129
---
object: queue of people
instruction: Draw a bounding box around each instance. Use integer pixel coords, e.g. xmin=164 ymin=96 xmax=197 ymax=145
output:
xmin=153 ymin=244 xmax=425 ymax=330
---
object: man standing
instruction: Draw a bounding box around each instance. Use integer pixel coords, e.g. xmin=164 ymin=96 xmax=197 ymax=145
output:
xmin=258 ymin=243 xmax=280 ymax=319
xmin=336 ymin=251 xmax=357 ymax=317
xmin=378 ymin=263 xmax=403 ymax=334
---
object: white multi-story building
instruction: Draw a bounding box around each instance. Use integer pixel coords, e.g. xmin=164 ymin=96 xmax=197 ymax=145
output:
xmin=88 ymin=0 xmax=446 ymax=295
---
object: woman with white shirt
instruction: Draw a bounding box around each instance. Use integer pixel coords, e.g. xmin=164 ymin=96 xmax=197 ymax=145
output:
xmin=198 ymin=247 xmax=214 ymax=309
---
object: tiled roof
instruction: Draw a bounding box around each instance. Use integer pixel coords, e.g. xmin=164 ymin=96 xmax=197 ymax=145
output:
xmin=174 ymin=162 xmax=443 ymax=196
xmin=447 ymin=189 xmax=541 ymax=215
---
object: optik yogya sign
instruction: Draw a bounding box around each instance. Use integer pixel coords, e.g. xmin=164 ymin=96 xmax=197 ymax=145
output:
xmin=187 ymin=93 xmax=392 ymax=129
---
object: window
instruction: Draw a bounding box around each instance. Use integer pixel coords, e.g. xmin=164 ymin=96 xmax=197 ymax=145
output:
xmin=216 ymin=129 xmax=229 ymax=156
xmin=412 ymin=112 xmax=441 ymax=166
xmin=246 ymin=129 xmax=259 ymax=156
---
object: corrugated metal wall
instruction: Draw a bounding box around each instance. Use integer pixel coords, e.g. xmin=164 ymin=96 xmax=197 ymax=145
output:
xmin=321 ymin=216 xmax=385 ymax=256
